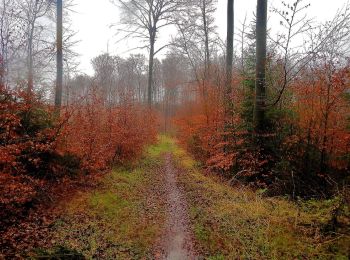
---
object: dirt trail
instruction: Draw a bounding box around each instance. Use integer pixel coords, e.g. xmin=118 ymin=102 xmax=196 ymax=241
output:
xmin=157 ymin=153 xmax=197 ymax=260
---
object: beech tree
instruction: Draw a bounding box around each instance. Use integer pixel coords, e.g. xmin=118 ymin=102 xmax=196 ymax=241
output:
xmin=0 ymin=0 xmax=77 ymax=97
xmin=0 ymin=0 xmax=26 ymax=86
xmin=91 ymin=53 xmax=119 ymax=104
xmin=161 ymin=52 xmax=190 ymax=131
xmin=127 ymin=54 xmax=147 ymax=102
xmin=172 ymin=0 xmax=219 ymax=125
xmin=254 ymin=0 xmax=268 ymax=132
xmin=55 ymin=0 xmax=63 ymax=110
xmin=196 ymin=0 xmax=218 ymax=78
xmin=112 ymin=0 xmax=184 ymax=107
xmin=225 ymin=0 xmax=234 ymax=116
xmin=174 ymin=0 xmax=218 ymax=84
xmin=19 ymin=0 xmax=54 ymax=93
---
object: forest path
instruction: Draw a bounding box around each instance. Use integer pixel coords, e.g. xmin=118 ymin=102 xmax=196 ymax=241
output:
xmin=155 ymin=152 xmax=198 ymax=260
xmin=5 ymin=136 xmax=346 ymax=259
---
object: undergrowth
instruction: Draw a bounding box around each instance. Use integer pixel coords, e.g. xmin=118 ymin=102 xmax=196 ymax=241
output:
xmin=28 ymin=136 xmax=350 ymax=259
xmin=168 ymin=137 xmax=350 ymax=259
xmin=31 ymin=138 xmax=168 ymax=259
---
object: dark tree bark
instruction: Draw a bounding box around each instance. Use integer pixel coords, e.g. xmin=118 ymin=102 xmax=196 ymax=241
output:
xmin=55 ymin=0 xmax=63 ymax=111
xmin=254 ymin=0 xmax=267 ymax=132
xmin=225 ymin=0 xmax=234 ymax=114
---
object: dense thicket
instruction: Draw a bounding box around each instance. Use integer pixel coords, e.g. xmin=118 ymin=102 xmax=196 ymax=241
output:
xmin=0 ymin=83 xmax=156 ymax=252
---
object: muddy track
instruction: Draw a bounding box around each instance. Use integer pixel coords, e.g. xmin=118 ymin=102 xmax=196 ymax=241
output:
xmin=155 ymin=153 xmax=197 ymax=260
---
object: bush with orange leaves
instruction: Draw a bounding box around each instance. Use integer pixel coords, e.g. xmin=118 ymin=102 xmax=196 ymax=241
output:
xmin=0 ymin=84 xmax=157 ymax=231
xmin=284 ymin=67 xmax=350 ymax=177
xmin=59 ymin=93 xmax=157 ymax=172
xmin=174 ymin=66 xmax=350 ymax=197
xmin=174 ymin=83 xmax=247 ymax=175
xmin=0 ymin=85 xmax=59 ymax=225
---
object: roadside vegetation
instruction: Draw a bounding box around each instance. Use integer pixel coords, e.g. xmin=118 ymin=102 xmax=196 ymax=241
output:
xmin=29 ymin=138 xmax=170 ymax=259
xmin=3 ymin=136 xmax=350 ymax=259
xmin=166 ymin=137 xmax=350 ymax=259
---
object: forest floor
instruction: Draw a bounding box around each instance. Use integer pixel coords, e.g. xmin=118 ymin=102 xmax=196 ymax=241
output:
xmin=21 ymin=136 xmax=350 ymax=259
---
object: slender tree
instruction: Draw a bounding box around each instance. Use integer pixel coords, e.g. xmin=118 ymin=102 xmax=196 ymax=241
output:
xmin=173 ymin=0 xmax=218 ymax=124
xmin=225 ymin=0 xmax=234 ymax=115
xmin=0 ymin=0 xmax=25 ymax=86
xmin=91 ymin=53 xmax=119 ymax=105
xmin=174 ymin=0 xmax=218 ymax=84
xmin=19 ymin=0 xmax=53 ymax=94
xmin=197 ymin=0 xmax=217 ymax=79
xmin=0 ymin=0 xmax=77 ymax=93
xmin=254 ymin=0 xmax=267 ymax=132
xmin=112 ymin=0 xmax=183 ymax=107
xmin=55 ymin=0 xmax=63 ymax=110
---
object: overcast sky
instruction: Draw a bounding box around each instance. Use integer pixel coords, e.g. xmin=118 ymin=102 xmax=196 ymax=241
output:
xmin=70 ymin=0 xmax=348 ymax=75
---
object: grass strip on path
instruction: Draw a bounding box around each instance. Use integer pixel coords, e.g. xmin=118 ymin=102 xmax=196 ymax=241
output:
xmin=31 ymin=137 xmax=173 ymax=259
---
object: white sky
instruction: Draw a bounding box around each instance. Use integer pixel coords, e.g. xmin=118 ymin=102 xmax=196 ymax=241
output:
xmin=70 ymin=0 xmax=349 ymax=75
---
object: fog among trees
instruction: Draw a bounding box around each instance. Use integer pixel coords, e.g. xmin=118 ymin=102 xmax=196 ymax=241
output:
xmin=1 ymin=0 xmax=349 ymax=258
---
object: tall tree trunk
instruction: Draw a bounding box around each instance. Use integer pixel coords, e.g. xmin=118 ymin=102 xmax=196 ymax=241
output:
xmin=27 ymin=0 xmax=37 ymax=95
xmin=147 ymin=35 xmax=155 ymax=108
xmin=55 ymin=0 xmax=63 ymax=111
xmin=320 ymin=77 xmax=331 ymax=172
xmin=225 ymin=0 xmax=234 ymax=115
xmin=202 ymin=0 xmax=210 ymax=79
xmin=254 ymin=0 xmax=268 ymax=132
xmin=0 ymin=56 xmax=5 ymax=86
xmin=28 ymin=33 xmax=34 ymax=94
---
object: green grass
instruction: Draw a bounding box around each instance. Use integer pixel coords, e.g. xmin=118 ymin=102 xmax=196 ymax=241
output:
xmin=169 ymin=138 xmax=350 ymax=259
xmin=42 ymin=139 xmax=168 ymax=259
xmin=147 ymin=135 xmax=176 ymax=158
xmin=32 ymin=135 xmax=349 ymax=259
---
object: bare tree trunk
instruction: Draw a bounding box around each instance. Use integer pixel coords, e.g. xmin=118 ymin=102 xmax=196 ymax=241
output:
xmin=55 ymin=0 xmax=63 ymax=111
xmin=225 ymin=0 xmax=234 ymax=114
xmin=28 ymin=31 xmax=34 ymax=94
xmin=202 ymin=0 xmax=210 ymax=78
xmin=27 ymin=1 xmax=38 ymax=95
xmin=254 ymin=0 xmax=267 ymax=132
xmin=148 ymin=35 xmax=155 ymax=107
xmin=240 ymin=15 xmax=247 ymax=76
xmin=0 ymin=56 xmax=5 ymax=86
xmin=320 ymin=75 xmax=332 ymax=172
xmin=320 ymin=113 xmax=329 ymax=172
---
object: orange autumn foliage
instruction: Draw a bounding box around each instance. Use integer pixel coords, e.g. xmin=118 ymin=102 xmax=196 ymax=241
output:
xmin=0 ymin=85 xmax=57 ymax=219
xmin=289 ymin=66 xmax=350 ymax=170
xmin=174 ymin=65 xmax=349 ymax=192
xmin=0 ymin=84 xmax=157 ymax=226
xmin=59 ymin=93 xmax=157 ymax=171
xmin=174 ymin=81 xmax=245 ymax=172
